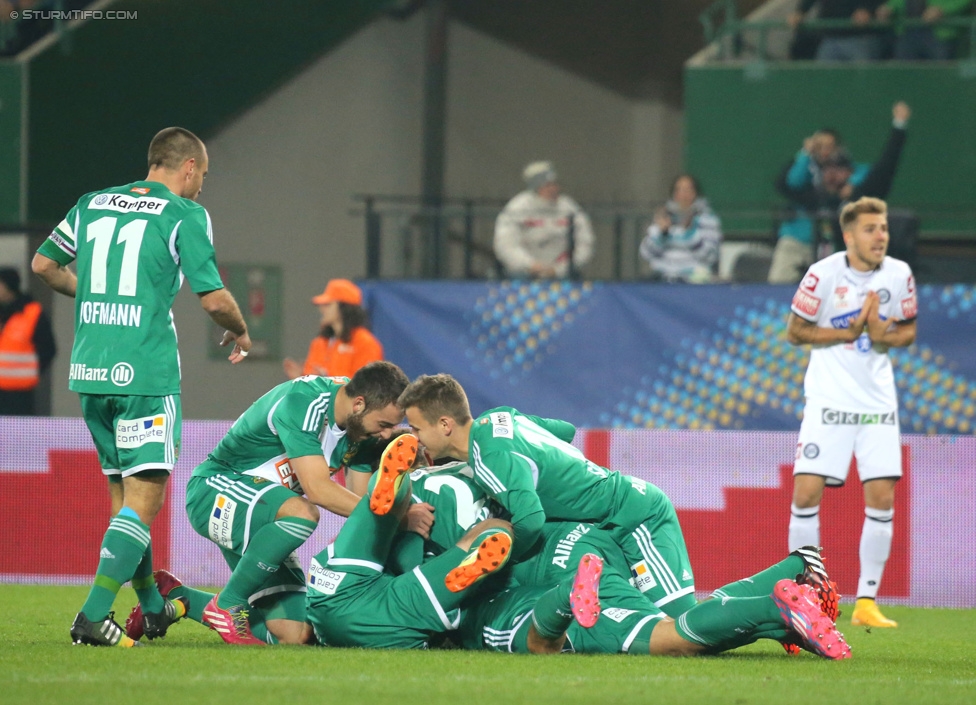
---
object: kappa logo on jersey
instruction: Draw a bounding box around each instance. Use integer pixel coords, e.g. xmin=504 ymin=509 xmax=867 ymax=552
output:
xmin=601 ymin=608 xmax=637 ymax=624
xmin=630 ymin=561 xmax=657 ymax=592
xmin=489 ymin=411 xmax=513 ymax=438
xmin=208 ymin=494 xmax=237 ymax=548
xmin=129 ymin=187 xmax=151 ymax=195
xmin=90 ymin=193 xmax=169 ymax=215
xmin=901 ymin=294 xmax=918 ymax=319
xmin=822 ymin=409 xmax=897 ymax=426
xmin=834 ymin=286 xmax=850 ymax=309
xmin=307 ymin=558 xmax=346 ymax=596
xmin=792 ymin=289 xmax=821 ymax=317
xmin=111 ymin=362 xmax=135 ymax=386
xmin=907 ymin=275 xmax=915 ymax=294
xmin=116 ymin=414 xmax=166 ymax=448
xmin=801 ymin=272 xmax=820 ymax=292
xmin=69 ymin=363 xmax=109 ymax=382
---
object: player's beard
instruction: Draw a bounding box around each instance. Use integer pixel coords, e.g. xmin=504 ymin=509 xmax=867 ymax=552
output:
xmin=343 ymin=409 xmax=370 ymax=442
xmin=856 ymin=239 xmax=886 ymax=268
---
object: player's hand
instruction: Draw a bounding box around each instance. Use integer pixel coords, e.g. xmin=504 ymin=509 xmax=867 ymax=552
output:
xmin=787 ymin=11 xmax=804 ymax=29
xmin=282 ymin=357 xmax=302 ymax=379
xmin=403 ymin=502 xmax=435 ymax=539
xmin=876 ymin=5 xmax=893 ymax=22
xmin=864 ymin=292 xmax=889 ymax=342
xmin=892 ymin=101 xmax=911 ymax=124
xmin=847 ymin=294 xmax=875 ymax=341
xmin=851 ymin=8 xmax=872 ymax=25
xmin=922 ymin=6 xmax=944 ymax=22
xmin=222 ymin=330 xmax=252 ymax=364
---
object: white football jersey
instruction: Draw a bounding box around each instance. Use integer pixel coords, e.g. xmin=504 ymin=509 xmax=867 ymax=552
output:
xmin=791 ymin=252 xmax=917 ymax=411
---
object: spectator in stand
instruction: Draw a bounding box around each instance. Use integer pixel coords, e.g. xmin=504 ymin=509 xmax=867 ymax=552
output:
xmin=0 ymin=267 xmax=56 ymax=415
xmin=789 ymin=1 xmax=886 ymax=61
xmin=769 ymin=102 xmax=910 ymax=283
xmin=639 ymin=175 xmax=722 ymax=283
xmin=770 ymin=130 xmax=866 ymax=283
xmin=494 ymin=161 xmax=594 ymax=279
xmin=877 ymin=0 xmax=973 ymax=60
xmin=283 ymin=279 xmax=383 ymax=380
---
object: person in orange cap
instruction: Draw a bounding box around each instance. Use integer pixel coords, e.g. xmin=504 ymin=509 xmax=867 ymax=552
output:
xmin=283 ymin=279 xmax=383 ymax=380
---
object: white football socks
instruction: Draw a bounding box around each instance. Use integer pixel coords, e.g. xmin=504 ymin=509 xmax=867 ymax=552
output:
xmin=788 ymin=503 xmax=820 ymax=552
xmin=857 ymin=506 xmax=894 ymax=599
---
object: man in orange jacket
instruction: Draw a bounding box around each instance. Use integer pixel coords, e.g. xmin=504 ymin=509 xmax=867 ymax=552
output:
xmin=283 ymin=279 xmax=383 ymax=380
xmin=0 ymin=267 xmax=56 ymax=415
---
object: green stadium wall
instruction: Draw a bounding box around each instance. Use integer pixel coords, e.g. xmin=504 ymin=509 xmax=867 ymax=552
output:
xmin=0 ymin=63 xmax=23 ymax=224
xmin=18 ymin=0 xmax=390 ymax=223
xmin=685 ymin=64 xmax=976 ymax=235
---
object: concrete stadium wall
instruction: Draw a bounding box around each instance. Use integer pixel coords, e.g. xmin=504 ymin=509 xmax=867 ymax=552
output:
xmin=45 ymin=11 xmax=684 ymax=419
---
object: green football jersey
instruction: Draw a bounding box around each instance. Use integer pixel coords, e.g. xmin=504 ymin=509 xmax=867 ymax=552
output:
xmin=410 ymin=461 xmax=493 ymax=556
xmin=37 ymin=180 xmax=224 ymax=396
xmin=192 ymin=375 xmax=379 ymax=493
xmin=468 ymin=407 xmax=633 ymax=526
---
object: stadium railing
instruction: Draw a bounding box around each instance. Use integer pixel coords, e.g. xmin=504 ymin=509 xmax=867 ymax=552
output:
xmin=700 ymin=0 xmax=976 ymax=62
xmin=353 ymin=195 xmax=976 ymax=282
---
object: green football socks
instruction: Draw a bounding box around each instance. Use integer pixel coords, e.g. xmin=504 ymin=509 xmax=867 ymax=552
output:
xmin=675 ymin=595 xmax=783 ymax=651
xmin=217 ymin=517 xmax=317 ymax=610
xmin=710 ymin=555 xmax=805 ymax=600
xmin=532 ymin=576 xmax=575 ymax=640
xmin=81 ymin=512 xmax=152 ymax=621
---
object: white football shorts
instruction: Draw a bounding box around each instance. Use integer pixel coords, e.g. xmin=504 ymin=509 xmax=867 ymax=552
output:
xmin=792 ymin=402 xmax=903 ymax=486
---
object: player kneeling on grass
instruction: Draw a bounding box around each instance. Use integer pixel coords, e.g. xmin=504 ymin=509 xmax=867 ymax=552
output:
xmin=125 ymin=363 xmax=438 ymax=645
xmin=304 ymin=434 xmax=516 ymax=649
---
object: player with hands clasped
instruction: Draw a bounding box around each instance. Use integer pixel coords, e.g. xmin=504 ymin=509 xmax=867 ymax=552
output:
xmin=785 ymin=196 xmax=917 ymax=629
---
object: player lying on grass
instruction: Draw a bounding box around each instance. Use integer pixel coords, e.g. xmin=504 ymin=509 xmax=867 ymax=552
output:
xmin=397 ymin=451 xmax=850 ymax=659
xmin=399 ymin=374 xmax=697 ymax=616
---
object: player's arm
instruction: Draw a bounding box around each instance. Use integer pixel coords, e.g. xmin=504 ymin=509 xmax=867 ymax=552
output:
xmin=33 ymin=209 xmax=80 ymax=297
xmin=291 ymin=454 xmax=361 ymax=517
xmin=345 ymin=468 xmax=371 ymax=497
xmin=31 ymin=252 xmax=77 ymax=297
xmin=198 ymin=288 xmax=252 ymax=362
xmin=787 ymin=311 xmax=866 ymax=345
xmin=866 ymin=285 xmax=917 ymax=347
xmin=474 ymin=448 xmax=546 ymax=559
xmin=178 ymin=207 xmax=251 ymax=362
xmin=523 ymin=414 xmax=577 ymax=444
xmin=869 ymin=318 xmax=916 ymax=347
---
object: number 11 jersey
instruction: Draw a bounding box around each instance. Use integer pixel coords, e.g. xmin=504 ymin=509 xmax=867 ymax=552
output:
xmin=38 ymin=180 xmax=224 ymax=396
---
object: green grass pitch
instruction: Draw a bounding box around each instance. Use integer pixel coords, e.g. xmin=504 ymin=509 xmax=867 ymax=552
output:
xmin=1 ymin=585 xmax=974 ymax=705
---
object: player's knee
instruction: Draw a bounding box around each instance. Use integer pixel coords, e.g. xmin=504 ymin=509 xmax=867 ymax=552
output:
xmin=267 ymin=619 xmax=315 ymax=645
xmin=792 ymin=475 xmax=825 ymax=507
xmin=457 ymin=518 xmax=512 ymax=550
xmin=649 ymin=618 xmax=706 ymax=657
xmin=276 ymin=496 xmax=320 ymax=524
xmin=527 ymin=625 xmax=566 ymax=654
